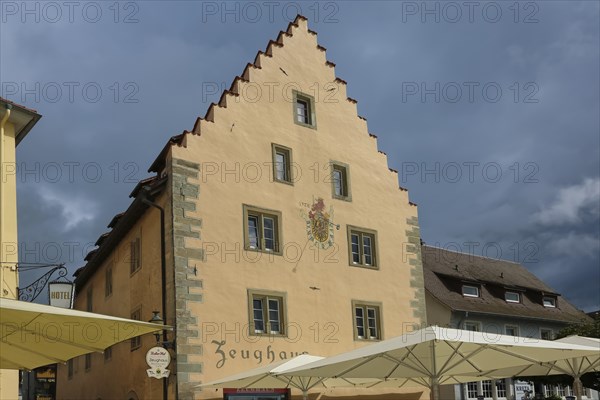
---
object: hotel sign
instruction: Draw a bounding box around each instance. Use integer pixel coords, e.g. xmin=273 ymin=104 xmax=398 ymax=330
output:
xmin=48 ymin=281 xmax=74 ymax=309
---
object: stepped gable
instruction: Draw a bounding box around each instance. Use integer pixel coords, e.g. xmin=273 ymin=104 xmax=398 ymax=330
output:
xmin=149 ymin=15 xmax=416 ymax=205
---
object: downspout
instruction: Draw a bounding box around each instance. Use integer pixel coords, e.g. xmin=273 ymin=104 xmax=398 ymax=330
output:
xmin=0 ymin=105 xmax=12 ymax=279
xmin=141 ymin=187 xmax=169 ymax=400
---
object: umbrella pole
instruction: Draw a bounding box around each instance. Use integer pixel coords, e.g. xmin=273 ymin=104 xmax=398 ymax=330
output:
xmin=573 ymin=376 xmax=583 ymax=400
xmin=429 ymin=378 xmax=440 ymax=400
xmin=302 ymin=389 xmax=308 ymax=400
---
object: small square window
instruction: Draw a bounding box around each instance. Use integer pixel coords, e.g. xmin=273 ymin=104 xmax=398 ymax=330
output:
xmin=243 ymin=205 xmax=282 ymax=254
xmin=464 ymin=321 xmax=481 ymax=332
xmin=331 ymin=162 xmax=351 ymax=201
xmin=293 ymin=90 xmax=316 ymax=129
xmin=347 ymin=226 xmax=378 ymax=268
xmin=543 ymin=296 xmax=556 ymax=308
xmin=130 ymin=307 xmax=142 ymax=350
xmin=462 ymin=285 xmax=480 ymax=297
xmin=248 ymin=290 xmax=287 ymax=336
xmin=505 ymin=325 xmax=519 ymax=336
xmin=272 ymin=144 xmax=293 ymax=184
xmin=505 ymin=291 xmax=520 ymax=303
xmin=353 ymin=301 xmax=382 ymax=340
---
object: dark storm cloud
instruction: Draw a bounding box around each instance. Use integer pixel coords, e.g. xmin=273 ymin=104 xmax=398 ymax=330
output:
xmin=2 ymin=1 xmax=598 ymax=310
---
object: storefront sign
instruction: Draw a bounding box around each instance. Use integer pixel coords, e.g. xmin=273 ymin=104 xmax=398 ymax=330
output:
xmin=146 ymin=346 xmax=171 ymax=379
xmin=212 ymin=340 xmax=307 ymax=369
xmin=514 ymin=380 xmax=534 ymax=400
xmin=48 ymin=281 xmax=74 ymax=309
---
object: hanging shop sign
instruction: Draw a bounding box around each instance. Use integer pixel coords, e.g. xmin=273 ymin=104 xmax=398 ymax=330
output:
xmin=48 ymin=281 xmax=74 ymax=309
xmin=146 ymin=346 xmax=171 ymax=379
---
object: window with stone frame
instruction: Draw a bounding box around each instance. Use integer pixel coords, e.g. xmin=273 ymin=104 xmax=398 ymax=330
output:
xmin=353 ymin=301 xmax=382 ymax=341
xmin=347 ymin=226 xmax=378 ymax=268
xmin=248 ymin=290 xmax=287 ymax=336
xmin=243 ymin=205 xmax=282 ymax=254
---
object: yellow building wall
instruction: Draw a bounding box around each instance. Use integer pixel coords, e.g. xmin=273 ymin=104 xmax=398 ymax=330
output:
xmin=56 ymin=194 xmax=175 ymax=400
xmin=170 ymin=17 xmax=426 ymax=399
xmin=0 ymin=119 xmax=20 ymax=400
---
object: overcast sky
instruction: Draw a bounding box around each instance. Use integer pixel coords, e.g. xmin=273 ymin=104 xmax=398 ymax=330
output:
xmin=2 ymin=1 xmax=598 ymax=312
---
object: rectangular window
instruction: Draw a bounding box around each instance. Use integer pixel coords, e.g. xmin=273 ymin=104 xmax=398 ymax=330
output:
xmin=505 ymin=291 xmax=520 ymax=303
xmin=243 ymin=205 xmax=282 ymax=254
xmin=248 ymin=290 xmax=286 ymax=336
xmin=353 ymin=301 xmax=382 ymax=340
xmin=540 ymin=328 xmax=553 ymax=340
xmin=462 ymin=285 xmax=480 ymax=297
xmin=105 ymin=265 xmax=113 ymax=297
xmin=505 ymin=325 xmax=519 ymax=336
xmin=86 ymin=287 xmax=93 ymax=312
xmin=131 ymin=307 xmax=142 ymax=350
xmin=543 ymin=296 xmax=556 ymax=308
xmin=293 ymin=90 xmax=316 ymax=128
xmin=104 ymin=346 xmax=112 ymax=362
xmin=347 ymin=226 xmax=378 ymax=268
xmin=496 ymin=380 xmax=507 ymax=398
xmin=272 ymin=144 xmax=293 ymax=184
xmin=481 ymin=380 xmax=493 ymax=398
xmin=466 ymin=382 xmax=478 ymax=399
xmin=84 ymin=354 xmax=91 ymax=371
xmin=331 ymin=162 xmax=351 ymax=201
xmin=464 ymin=321 xmax=481 ymax=332
xmin=130 ymin=237 xmax=141 ymax=274
xmin=67 ymin=359 xmax=73 ymax=379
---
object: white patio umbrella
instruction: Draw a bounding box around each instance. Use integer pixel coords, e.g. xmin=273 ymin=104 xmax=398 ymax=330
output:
xmin=0 ymin=297 xmax=170 ymax=370
xmin=199 ymin=354 xmax=378 ymax=400
xmin=281 ymin=326 xmax=600 ymax=400
xmin=467 ymin=335 xmax=600 ymax=400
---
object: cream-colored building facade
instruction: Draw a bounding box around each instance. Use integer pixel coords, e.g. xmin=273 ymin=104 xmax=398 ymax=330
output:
xmin=0 ymin=98 xmax=42 ymax=399
xmin=57 ymin=16 xmax=427 ymax=400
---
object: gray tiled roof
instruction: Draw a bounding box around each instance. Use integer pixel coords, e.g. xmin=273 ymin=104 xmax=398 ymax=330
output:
xmin=422 ymin=245 xmax=591 ymax=324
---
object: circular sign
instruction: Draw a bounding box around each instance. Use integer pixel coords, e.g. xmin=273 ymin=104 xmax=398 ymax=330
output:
xmin=146 ymin=346 xmax=171 ymax=370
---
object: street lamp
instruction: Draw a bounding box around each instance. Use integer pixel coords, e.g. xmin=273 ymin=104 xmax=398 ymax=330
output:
xmin=149 ymin=311 xmax=164 ymax=345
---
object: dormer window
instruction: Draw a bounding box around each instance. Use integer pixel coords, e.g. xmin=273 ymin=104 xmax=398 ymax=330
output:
xmin=543 ymin=296 xmax=557 ymax=308
xmin=462 ymin=285 xmax=480 ymax=298
xmin=505 ymin=291 xmax=520 ymax=303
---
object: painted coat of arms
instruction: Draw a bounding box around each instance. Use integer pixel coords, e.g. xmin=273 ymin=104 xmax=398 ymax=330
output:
xmin=301 ymin=197 xmax=336 ymax=249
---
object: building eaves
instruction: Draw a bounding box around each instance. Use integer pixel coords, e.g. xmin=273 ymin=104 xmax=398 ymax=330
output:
xmin=148 ymin=133 xmax=187 ymax=173
xmin=108 ymin=212 xmax=125 ymax=229
xmin=0 ymin=96 xmax=42 ymax=146
xmin=94 ymin=232 xmax=110 ymax=247
xmin=74 ymin=176 xmax=167 ymax=292
xmin=129 ymin=176 xmax=159 ymax=198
